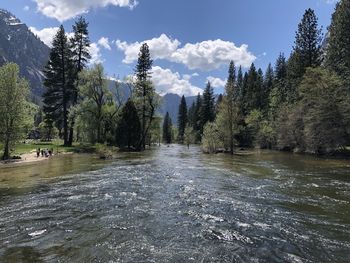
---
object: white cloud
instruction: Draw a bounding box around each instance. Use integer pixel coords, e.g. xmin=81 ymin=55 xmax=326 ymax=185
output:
xmin=98 ymin=37 xmax=111 ymax=50
xmin=171 ymin=39 xmax=256 ymax=71
xmin=206 ymin=76 xmax=226 ymax=88
xmin=34 ymin=0 xmax=138 ymax=22
xmin=183 ymin=72 xmax=199 ymax=81
xmin=29 ymin=26 xmax=75 ymax=47
xmin=29 ymin=26 xmax=59 ymax=47
xmin=116 ymin=34 xmax=181 ymax=63
xmin=89 ymin=43 xmax=104 ymax=64
xmin=23 ymin=6 xmax=30 ymax=11
xmin=152 ymin=66 xmax=202 ymax=96
xmin=116 ymin=34 xmax=256 ymax=71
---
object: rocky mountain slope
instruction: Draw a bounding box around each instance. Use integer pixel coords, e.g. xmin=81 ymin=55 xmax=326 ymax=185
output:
xmin=0 ymin=9 xmax=50 ymax=97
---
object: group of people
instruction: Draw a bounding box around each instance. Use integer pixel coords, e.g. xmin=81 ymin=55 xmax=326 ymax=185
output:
xmin=36 ymin=148 xmax=54 ymax=158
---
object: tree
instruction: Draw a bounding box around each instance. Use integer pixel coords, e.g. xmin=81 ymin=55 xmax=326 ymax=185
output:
xmin=116 ymin=100 xmax=142 ymax=150
xmin=219 ymin=61 xmax=237 ymax=154
xmin=68 ymin=16 xmax=91 ymax=145
xmin=184 ymin=125 xmax=195 ymax=148
xmin=200 ymin=81 xmax=215 ymax=133
xmin=134 ymin=43 xmax=156 ymax=150
xmin=299 ymin=68 xmax=350 ymax=154
xmin=177 ymin=95 xmax=188 ymax=143
xmin=291 ymin=8 xmax=323 ymax=80
xmin=201 ymin=122 xmax=223 ymax=153
xmin=0 ymin=63 xmax=29 ymax=160
xmin=193 ymin=93 xmax=202 ymax=142
xmin=276 ymin=68 xmax=350 ymax=154
xmin=77 ymin=64 xmax=112 ymax=143
xmin=262 ymin=63 xmax=274 ymax=113
xmin=162 ymin=112 xmax=172 ymax=144
xmin=43 ymin=25 xmax=73 ymax=146
xmin=325 ymin=0 xmax=350 ymax=90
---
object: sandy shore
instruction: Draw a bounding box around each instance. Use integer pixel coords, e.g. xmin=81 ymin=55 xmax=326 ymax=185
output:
xmin=0 ymin=151 xmax=73 ymax=165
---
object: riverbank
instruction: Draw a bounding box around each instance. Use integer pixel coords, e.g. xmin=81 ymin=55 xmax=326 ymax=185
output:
xmin=0 ymin=141 xmax=122 ymax=166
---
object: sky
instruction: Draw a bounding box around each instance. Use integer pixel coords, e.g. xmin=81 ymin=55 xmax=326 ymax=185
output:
xmin=1 ymin=0 xmax=338 ymax=96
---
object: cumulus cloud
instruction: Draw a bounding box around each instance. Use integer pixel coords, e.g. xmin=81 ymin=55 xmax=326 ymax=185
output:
xmin=116 ymin=34 xmax=256 ymax=71
xmin=88 ymin=43 xmax=104 ymax=64
xmin=34 ymin=0 xmax=138 ymax=22
xmin=29 ymin=26 xmax=75 ymax=47
xmin=98 ymin=37 xmax=111 ymax=50
xmin=171 ymin=40 xmax=255 ymax=71
xmin=152 ymin=66 xmax=202 ymax=96
xmin=206 ymin=76 xmax=226 ymax=88
xmin=29 ymin=26 xmax=59 ymax=47
xmin=116 ymin=34 xmax=181 ymax=63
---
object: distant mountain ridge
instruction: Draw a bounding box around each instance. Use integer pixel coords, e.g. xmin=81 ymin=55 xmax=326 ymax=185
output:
xmin=0 ymin=9 xmax=50 ymax=97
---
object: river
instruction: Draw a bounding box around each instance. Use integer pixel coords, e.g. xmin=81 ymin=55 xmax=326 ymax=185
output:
xmin=0 ymin=145 xmax=349 ymax=262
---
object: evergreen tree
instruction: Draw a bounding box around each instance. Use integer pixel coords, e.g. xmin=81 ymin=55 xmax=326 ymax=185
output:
xmin=43 ymin=25 xmax=73 ymax=146
xmin=262 ymin=63 xmax=274 ymax=112
xmin=162 ymin=112 xmax=172 ymax=144
xmin=325 ymin=0 xmax=350 ymax=90
xmin=68 ymin=17 xmax=91 ymax=145
xmin=244 ymin=63 xmax=259 ymax=112
xmin=200 ymin=82 xmax=215 ymax=133
xmin=193 ymin=93 xmax=202 ymax=142
xmin=177 ymin=95 xmax=188 ymax=143
xmin=188 ymin=101 xmax=196 ymax=127
xmin=134 ymin=43 xmax=155 ymax=150
xmin=292 ymin=8 xmax=323 ymax=79
xmin=116 ymin=100 xmax=142 ymax=150
xmin=236 ymin=66 xmax=243 ymax=100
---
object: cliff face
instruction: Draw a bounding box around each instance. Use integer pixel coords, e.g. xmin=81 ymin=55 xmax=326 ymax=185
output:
xmin=0 ymin=9 xmax=50 ymax=97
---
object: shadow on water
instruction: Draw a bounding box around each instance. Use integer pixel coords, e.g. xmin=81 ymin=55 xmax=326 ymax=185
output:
xmin=0 ymin=145 xmax=349 ymax=262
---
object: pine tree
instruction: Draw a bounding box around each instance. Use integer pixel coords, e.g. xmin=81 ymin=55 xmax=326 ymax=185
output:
xmin=116 ymin=99 xmax=142 ymax=150
xmin=292 ymin=8 xmax=323 ymax=79
xmin=162 ymin=112 xmax=172 ymax=144
xmin=244 ymin=63 xmax=259 ymax=113
xmin=200 ymin=81 xmax=215 ymax=133
xmin=221 ymin=61 xmax=237 ymax=154
xmin=134 ymin=43 xmax=155 ymax=150
xmin=177 ymin=95 xmax=188 ymax=143
xmin=236 ymin=66 xmax=243 ymax=100
xmin=193 ymin=93 xmax=202 ymax=142
xmin=43 ymin=25 xmax=73 ymax=146
xmin=262 ymin=64 xmax=274 ymax=112
xmin=68 ymin=17 xmax=91 ymax=145
xmin=325 ymin=0 xmax=350 ymax=90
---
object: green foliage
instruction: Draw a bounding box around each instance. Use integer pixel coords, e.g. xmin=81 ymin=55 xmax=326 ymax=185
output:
xmin=177 ymin=95 xmax=188 ymax=143
xmin=201 ymin=122 xmax=223 ymax=153
xmin=325 ymin=0 xmax=350 ymax=89
xmin=200 ymin=82 xmax=215 ymax=131
xmin=162 ymin=112 xmax=172 ymax=144
xmin=0 ymin=63 xmax=30 ymax=159
xmin=184 ymin=125 xmax=195 ymax=148
xmin=76 ymin=64 xmax=115 ymax=144
xmin=116 ymin=99 xmax=142 ymax=151
xmin=134 ymin=43 xmax=156 ymax=150
xmin=277 ymin=68 xmax=350 ymax=154
xmin=43 ymin=25 xmax=73 ymax=146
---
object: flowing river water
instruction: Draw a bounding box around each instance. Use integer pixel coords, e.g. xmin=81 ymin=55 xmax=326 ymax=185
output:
xmin=0 ymin=145 xmax=350 ymax=262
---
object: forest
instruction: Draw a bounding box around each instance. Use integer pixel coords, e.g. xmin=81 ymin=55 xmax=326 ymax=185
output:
xmin=0 ymin=2 xmax=350 ymax=160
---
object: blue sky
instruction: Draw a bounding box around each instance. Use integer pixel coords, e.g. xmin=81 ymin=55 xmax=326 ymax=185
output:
xmin=2 ymin=0 xmax=338 ymax=96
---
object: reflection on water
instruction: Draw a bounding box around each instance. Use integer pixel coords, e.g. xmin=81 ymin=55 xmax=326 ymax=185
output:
xmin=0 ymin=146 xmax=349 ymax=262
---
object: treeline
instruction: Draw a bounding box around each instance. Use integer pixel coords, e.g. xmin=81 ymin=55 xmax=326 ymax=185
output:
xmin=42 ymin=18 xmax=160 ymax=151
xmin=168 ymin=3 xmax=350 ymax=155
xmin=0 ymin=17 xmax=162 ymax=159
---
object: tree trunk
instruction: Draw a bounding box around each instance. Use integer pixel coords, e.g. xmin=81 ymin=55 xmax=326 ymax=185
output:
xmin=2 ymin=137 xmax=10 ymax=160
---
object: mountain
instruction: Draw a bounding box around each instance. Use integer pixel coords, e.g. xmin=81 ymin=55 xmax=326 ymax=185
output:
xmin=159 ymin=93 xmax=197 ymax=122
xmin=0 ymin=9 xmax=50 ymax=98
